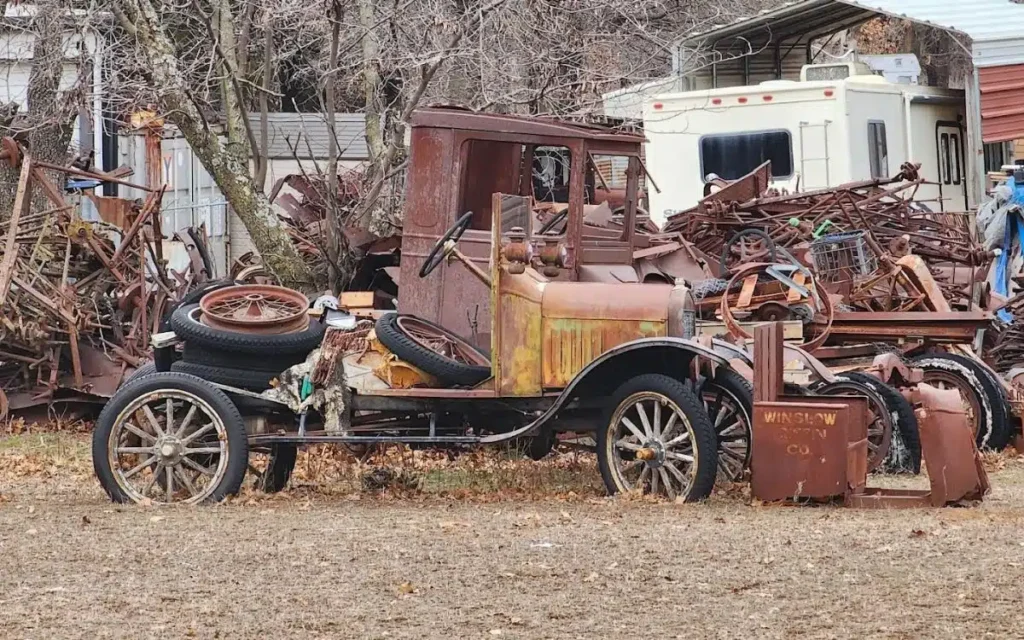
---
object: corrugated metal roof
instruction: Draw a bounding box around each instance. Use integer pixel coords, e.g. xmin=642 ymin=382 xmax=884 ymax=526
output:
xmin=248 ymin=113 xmax=368 ymax=160
xmin=978 ymin=63 xmax=1024 ymax=142
xmin=680 ymin=0 xmax=1024 ymax=66
xmin=842 ymin=0 xmax=1024 ymax=43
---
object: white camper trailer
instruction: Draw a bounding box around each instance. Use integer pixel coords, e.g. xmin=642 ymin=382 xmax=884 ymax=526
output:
xmin=642 ymin=65 xmax=972 ymax=226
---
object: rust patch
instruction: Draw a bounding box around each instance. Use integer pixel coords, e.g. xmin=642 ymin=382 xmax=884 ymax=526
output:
xmin=541 ymin=318 xmax=664 ymax=388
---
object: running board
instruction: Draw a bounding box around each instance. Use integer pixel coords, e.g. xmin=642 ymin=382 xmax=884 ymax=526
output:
xmin=248 ymin=434 xmax=482 ymax=445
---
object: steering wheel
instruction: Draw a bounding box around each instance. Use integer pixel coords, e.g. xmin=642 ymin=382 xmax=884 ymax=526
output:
xmin=420 ymin=211 xmax=473 ymax=278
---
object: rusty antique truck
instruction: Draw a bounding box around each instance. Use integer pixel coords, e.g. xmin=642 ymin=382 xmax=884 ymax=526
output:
xmin=92 ymin=189 xmax=757 ymax=504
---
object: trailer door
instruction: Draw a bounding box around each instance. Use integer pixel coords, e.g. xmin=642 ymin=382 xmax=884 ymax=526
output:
xmin=936 ymin=122 xmax=968 ymax=212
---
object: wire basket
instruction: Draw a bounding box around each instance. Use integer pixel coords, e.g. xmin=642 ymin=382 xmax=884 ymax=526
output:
xmin=810 ymin=230 xmax=877 ymax=283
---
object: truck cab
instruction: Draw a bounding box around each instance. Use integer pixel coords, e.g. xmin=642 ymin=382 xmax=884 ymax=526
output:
xmin=397 ymin=108 xmax=652 ymax=346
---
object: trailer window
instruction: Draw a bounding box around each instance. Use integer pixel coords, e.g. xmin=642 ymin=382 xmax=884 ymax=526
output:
xmin=868 ymin=121 xmax=888 ymax=179
xmin=940 ymin=133 xmax=951 ymax=185
xmin=699 ymin=131 xmax=793 ymax=180
xmin=949 ymin=134 xmax=961 ymax=185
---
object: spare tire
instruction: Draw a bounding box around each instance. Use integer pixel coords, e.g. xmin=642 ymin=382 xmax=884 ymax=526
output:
xmin=170 ymin=360 xmax=279 ymax=392
xmin=159 ymin=279 xmax=238 ymax=332
xmin=835 ymin=372 xmax=921 ymax=474
xmin=374 ymin=313 xmax=491 ymax=387
xmin=169 ymin=303 xmax=325 ymax=356
xmin=912 ymin=353 xmax=1011 ymax=450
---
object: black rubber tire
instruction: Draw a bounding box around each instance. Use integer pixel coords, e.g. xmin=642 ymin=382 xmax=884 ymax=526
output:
xmin=700 ymin=368 xmax=753 ymax=480
xmin=814 ymin=379 xmax=893 ymax=473
xmin=598 ymin=373 xmax=718 ymax=502
xmin=255 ymin=445 xmax=297 ymax=493
xmin=181 ymin=342 xmax=307 ymax=373
xmin=835 ymin=372 xmax=921 ymax=474
xmin=169 ymin=303 xmax=325 ymax=356
xmin=92 ymin=372 xmax=249 ymax=504
xmin=912 ymin=353 xmax=1011 ymax=450
xmin=170 ymin=360 xmax=279 ymax=392
xmin=153 ymin=345 xmax=176 ymax=372
xmin=159 ymin=279 xmax=238 ymax=332
xmin=374 ymin=313 xmax=491 ymax=387
xmin=122 ymin=362 xmax=157 ymax=387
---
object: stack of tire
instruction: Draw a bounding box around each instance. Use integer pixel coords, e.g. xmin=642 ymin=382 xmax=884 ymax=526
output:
xmin=830 ymin=352 xmax=1013 ymax=476
xmin=157 ymin=280 xmax=325 ymax=392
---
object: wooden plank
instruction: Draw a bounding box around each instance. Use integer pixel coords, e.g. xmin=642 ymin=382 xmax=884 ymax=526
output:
xmin=737 ymin=274 xmax=758 ymax=309
xmin=0 ymin=157 xmax=31 ymax=306
xmin=340 ymin=291 xmax=375 ymax=308
xmin=786 ymin=271 xmax=806 ymax=303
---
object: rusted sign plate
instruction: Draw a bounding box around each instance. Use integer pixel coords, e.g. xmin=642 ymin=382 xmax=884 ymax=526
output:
xmin=751 ymin=400 xmax=854 ymax=502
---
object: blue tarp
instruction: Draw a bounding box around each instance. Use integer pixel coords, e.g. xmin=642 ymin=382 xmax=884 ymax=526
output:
xmin=994 ymin=176 xmax=1024 ymax=322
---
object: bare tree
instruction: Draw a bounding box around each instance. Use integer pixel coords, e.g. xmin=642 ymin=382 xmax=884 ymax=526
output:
xmin=108 ymin=0 xmax=315 ymax=288
xmin=0 ymin=0 xmax=93 ymax=216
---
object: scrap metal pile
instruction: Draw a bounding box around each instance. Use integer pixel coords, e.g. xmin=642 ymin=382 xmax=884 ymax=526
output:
xmin=0 ymin=141 xmax=208 ymax=411
xmin=232 ymin=172 xmax=400 ymax=293
xmin=663 ymin=161 xmax=994 ymax=314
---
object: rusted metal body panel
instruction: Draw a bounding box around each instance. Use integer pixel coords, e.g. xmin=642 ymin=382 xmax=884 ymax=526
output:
xmin=541 ymin=318 xmax=665 ymax=388
xmin=751 ymin=399 xmax=868 ymax=502
xmin=538 ymin=282 xmax=675 ymax=387
xmin=848 ymin=383 xmax=989 ymax=508
xmin=542 ymin=282 xmax=671 ymax=322
xmin=978 ymin=64 xmax=1024 ymax=143
xmin=914 ymin=384 xmax=990 ymax=505
xmin=495 ymin=264 xmax=545 ymax=396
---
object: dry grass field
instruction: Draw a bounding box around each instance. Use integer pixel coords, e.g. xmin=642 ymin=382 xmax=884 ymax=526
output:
xmin=2 ymin=427 xmax=1023 ymax=639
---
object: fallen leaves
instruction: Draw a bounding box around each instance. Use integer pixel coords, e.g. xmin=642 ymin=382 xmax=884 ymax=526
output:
xmin=396 ymin=581 xmax=418 ymax=596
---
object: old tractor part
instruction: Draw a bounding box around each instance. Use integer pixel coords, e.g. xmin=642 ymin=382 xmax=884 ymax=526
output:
xmin=813 ymin=379 xmax=893 ymax=472
xmin=720 ymin=228 xmax=777 ymax=275
xmin=597 ymin=373 xmax=719 ymax=502
xmin=750 ymin=322 xmax=988 ymax=507
xmin=374 ymin=313 xmax=491 ymax=387
xmin=911 ymin=353 xmax=1011 ymax=450
xmin=719 ymin=262 xmax=834 ymax=351
xmin=91 ymin=372 xmax=249 ymax=504
xmin=834 ymin=371 xmax=921 ymax=474
xmin=199 ymin=284 xmax=310 ymax=335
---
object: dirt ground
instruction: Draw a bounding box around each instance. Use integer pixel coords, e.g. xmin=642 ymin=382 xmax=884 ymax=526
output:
xmin=2 ymin=432 xmax=1024 ymax=640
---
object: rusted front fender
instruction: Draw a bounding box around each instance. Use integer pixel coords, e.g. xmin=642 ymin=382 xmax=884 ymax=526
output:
xmin=480 ymin=338 xmax=732 ymax=443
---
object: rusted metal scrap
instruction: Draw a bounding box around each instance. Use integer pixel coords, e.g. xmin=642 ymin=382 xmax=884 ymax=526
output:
xmin=0 ymin=140 xmax=210 ymax=411
xmin=664 ymin=161 xmax=991 ymax=310
xmin=234 ymin=172 xmax=401 ymax=291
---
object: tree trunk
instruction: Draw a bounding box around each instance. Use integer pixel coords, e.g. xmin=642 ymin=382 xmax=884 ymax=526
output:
xmin=324 ymin=2 xmax=346 ymax=292
xmin=0 ymin=0 xmax=78 ymax=218
xmin=115 ymin=0 xmax=315 ymax=289
xmin=359 ymin=0 xmax=385 ymax=179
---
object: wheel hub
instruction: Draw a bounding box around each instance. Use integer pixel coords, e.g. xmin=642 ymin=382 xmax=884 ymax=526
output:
xmin=637 ymin=440 xmax=666 ymax=468
xmin=155 ymin=436 xmax=184 ymax=464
